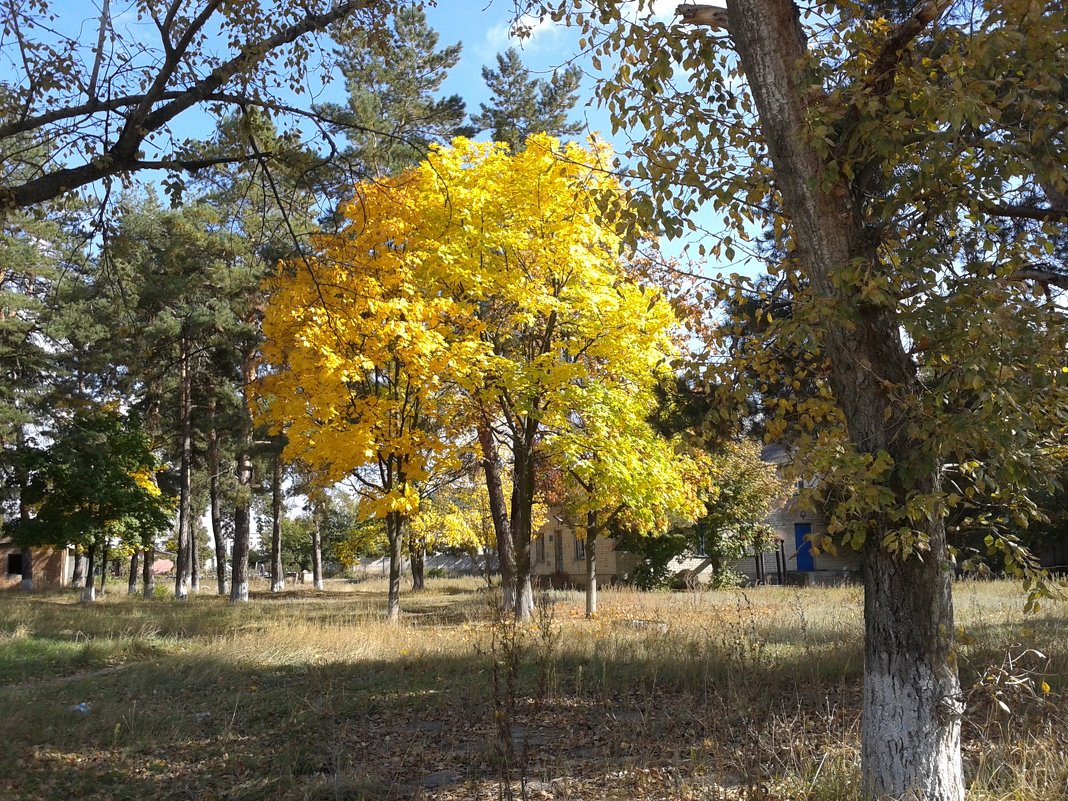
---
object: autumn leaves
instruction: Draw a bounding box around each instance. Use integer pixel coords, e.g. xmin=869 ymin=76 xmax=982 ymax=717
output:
xmin=254 ymin=134 xmax=705 ymax=618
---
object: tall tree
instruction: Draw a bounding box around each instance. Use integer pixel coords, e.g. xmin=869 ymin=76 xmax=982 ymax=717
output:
xmin=472 ymin=48 xmax=583 ymax=151
xmin=0 ymin=0 xmax=393 ymax=211
xmin=319 ymin=5 xmax=470 ymax=184
xmin=538 ymin=0 xmax=1068 ymax=797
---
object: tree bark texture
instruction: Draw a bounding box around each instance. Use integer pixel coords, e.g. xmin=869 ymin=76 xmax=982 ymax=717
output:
xmin=270 ymin=451 xmax=284 ymax=593
xmin=128 ymin=552 xmax=139 ymax=595
xmin=230 ymin=354 xmax=255 ymax=604
xmin=208 ymin=411 xmax=227 ymax=595
xmin=99 ymin=541 xmax=109 ymax=597
xmin=311 ymin=519 xmax=324 ymax=591
xmin=142 ymin=545 xmax=155 ymax=599
xmin=174 ymin=333 xmax=193 ymax=601
xmin=17 ymin=442 xmax=32 ymax=590
xmin=585 ymin=512 xmax=598 ymax=619
xmin=19 ymin=547 xmax=33 ymax=592
xmin=478 ymin=423 xmax=515 ymax=611
xmin=81 ymin=543 xmax=96 ymax=603
xmin=190 ymin=530 xmax=199 ymax=593
xmin=386 ymin=511 xmax=404 ymax=622
xmin=409 ymin=536 xmax=425 ymax=591
xmin=510 ymin=427 xmax=538 ymax=622
xmin=72 ymin=551 xmax=86 ymax=588
xmin=726 ymin=2 xmax=963 ymax=798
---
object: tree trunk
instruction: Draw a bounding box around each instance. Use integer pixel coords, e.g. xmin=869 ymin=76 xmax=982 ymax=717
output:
xmin=128 ymin=552 xmax=139 ymax=595
xmin=72 ymin=551 xmax=86 ymax=589
xmin=409 ymin=534 xmax=425 ymax=591
xmin=208 ymin=408 xmax=227 ymax=595
xmin=478 ymin=423 xmax=515 ymax=611
xmin=311 ymin=518 xmax=324 ymax=591
xmin=81 ymin=543 xmax=96 ymax=603
xmin=99 ymin=540 xmax=109 ymax=597
xmin=510 ymin=427 xmax=537 ymax=622
xmin=230 ymin=353 xmax=255 ymax=604
xmin=727 ymin=2 xmax=963 ymax=797
xmin=142 ymin=545 xmax=155 ymax=599
xmin=270 ymin=451 xmax=284 ymax=593
xmin=19 ymin=547 xmax=33 ymax=592
xmin=174 ymin=333 xmax=193 ymax=601
xmin=585 ymin=512 xmax=598 ymax=619
xmin=386 ymin=511 xmax=404 ymax=622
xmin=190 ymin=529 xmax=199 ymax=593
xmin=17 ymin=440 xmax=32 ymax=591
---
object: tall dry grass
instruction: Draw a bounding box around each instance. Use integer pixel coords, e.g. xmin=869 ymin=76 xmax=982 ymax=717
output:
xmin=0 ymin=578 xmax=1064 ymax=800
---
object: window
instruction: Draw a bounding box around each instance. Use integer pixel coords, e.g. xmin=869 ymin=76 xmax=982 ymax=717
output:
xmin=7 ymin=553 xmax=23 ymax=576
xmin=536 ymin=535 xmax=546 ymax=564
xmin=574 ymin=537 xmax=585 ymax=561
xmin=694 ymin=531 xmax=707 ymax=557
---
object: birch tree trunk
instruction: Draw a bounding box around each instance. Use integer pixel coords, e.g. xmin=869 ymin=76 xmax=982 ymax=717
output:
xmin=726 ymin=2 xmax=963 ymax=797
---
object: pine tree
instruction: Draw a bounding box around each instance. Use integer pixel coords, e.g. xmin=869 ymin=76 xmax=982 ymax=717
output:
xmin=318 ymin=6 xmax=470 ymax=190
xmin=472 ymin=48 xmax=583 ymax=152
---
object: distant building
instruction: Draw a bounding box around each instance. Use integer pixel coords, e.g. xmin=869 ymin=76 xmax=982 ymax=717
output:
xmin=0 ymin=538 xmax=74 ymax=588
xmin=529 ymin=443 xmax=861 ymax=589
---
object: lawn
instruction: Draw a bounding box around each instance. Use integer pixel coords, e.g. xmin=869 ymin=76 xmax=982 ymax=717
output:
xmin=0 ymin=579 xmax=1065 ymax=800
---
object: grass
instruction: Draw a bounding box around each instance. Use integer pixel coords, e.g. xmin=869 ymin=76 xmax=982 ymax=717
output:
xmin=0 ymin=578 xmax=1065 ymax=800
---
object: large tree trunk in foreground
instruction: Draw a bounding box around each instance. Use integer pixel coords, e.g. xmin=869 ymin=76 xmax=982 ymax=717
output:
xmin=478 ymin=423 xmax=515 ymax=611
xmin=386 ymin=511 xmax=404 ymax=622
xmin=208 ymin=412 xmax=227 ymax=595
xmin=726 ymin=2 xmax=963 ymax=798
xmin=270 ymin=451 xmax=284 ymax=593
xmin=174 ymin=333 xmax=193 ymax=601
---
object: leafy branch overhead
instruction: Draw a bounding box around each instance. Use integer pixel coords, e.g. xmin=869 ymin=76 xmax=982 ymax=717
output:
xmin=0 ymin=0 xmax=396 ymax=210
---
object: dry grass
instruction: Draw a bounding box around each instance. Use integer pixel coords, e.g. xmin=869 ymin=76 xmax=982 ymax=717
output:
xmin=0 ymin=578 xmax=1065 ymax=800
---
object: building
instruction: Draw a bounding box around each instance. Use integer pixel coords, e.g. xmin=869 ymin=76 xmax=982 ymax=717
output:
xmin=529 ymin=444 xmax=861 ymax=589
xmin=0 ymin=538 xmax=74 ymax=589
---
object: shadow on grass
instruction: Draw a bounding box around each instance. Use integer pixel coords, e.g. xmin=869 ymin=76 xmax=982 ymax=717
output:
xmin=1 ymin=589 xmax=1066 ymax=800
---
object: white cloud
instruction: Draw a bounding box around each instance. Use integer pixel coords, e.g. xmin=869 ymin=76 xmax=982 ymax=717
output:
xmin=482 ymin=12 xmax=563 ymax=55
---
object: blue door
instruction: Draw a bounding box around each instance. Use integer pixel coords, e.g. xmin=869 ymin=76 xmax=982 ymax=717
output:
xmin=794 ymin=523 xmax=814 ymax=572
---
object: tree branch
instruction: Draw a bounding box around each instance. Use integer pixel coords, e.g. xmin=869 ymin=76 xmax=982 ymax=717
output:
xmin=0 ymin=0 xmax=381 ymax=210
xmin=980 ymin=203 xmax=1068 ymax=223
